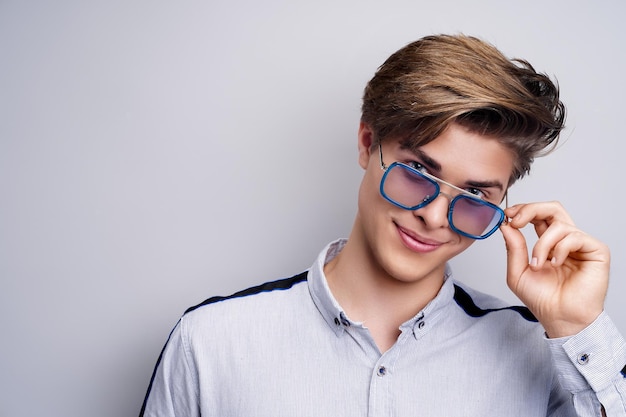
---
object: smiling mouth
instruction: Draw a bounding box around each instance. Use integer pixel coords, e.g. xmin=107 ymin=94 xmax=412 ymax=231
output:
xmin=395 ymin=223 xmax=443 ymax=253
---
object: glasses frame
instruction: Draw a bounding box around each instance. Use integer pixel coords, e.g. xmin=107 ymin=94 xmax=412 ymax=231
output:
xmin=378 ymin=144 xmax=506 ymax=240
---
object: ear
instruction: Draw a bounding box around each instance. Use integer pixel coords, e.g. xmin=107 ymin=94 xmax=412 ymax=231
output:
xmin=357 ymin=121 xmax=375 ymax=169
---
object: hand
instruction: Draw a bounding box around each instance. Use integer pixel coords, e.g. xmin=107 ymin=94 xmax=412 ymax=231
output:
xmin=499 ymin=201 xmax=610 ymax=338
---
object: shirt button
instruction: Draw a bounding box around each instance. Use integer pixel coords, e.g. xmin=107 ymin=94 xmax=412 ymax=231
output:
xmin=334 ymin=317 xmax=341 ymax=326
xmin=377 ymin=366 xmax=387 ymax=377
xmin=577 ymin=353 xmax=591 ymax=365
xmin=418 ymin=321 xmax=425 ymax=329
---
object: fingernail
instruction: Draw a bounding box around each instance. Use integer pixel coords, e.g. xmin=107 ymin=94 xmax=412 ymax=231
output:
xmin=530 ymin=257 xmax=538 ymax=267
xmin=551 ymin=257 xmax=557 ymax=265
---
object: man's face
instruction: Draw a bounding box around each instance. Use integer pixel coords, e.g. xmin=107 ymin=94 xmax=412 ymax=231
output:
xmin=354 ymin=122 xmax=514 ymax=286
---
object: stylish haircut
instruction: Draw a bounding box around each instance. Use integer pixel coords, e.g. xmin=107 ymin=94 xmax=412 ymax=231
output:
xmin=361 ymin=34 xmax=566 ymax=186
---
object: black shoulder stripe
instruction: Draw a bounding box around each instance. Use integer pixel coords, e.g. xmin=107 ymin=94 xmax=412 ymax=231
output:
xmin=184 ymin=271 xmax=308 ymax=315
xmin=453 ymin=284 xmax=538 ymax=322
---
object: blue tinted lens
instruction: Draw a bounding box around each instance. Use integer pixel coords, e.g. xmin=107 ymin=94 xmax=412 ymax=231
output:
xmin=449 ymin=195 xmax=504 ymax=239
xmin=380 ymin=163 xmax=439 ymax=210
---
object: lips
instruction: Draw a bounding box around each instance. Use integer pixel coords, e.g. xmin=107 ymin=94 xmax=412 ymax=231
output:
xmin=396 ymin=223 xmax=443 ymax=253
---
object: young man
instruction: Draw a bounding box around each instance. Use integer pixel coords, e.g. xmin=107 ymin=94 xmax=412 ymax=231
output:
xmin=140 ymin=35 xmax=626 ymax=416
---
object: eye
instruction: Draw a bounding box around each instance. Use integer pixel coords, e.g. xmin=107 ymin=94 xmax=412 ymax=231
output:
xmin=465 ymin=187 xmax=486 ymax=199
xmin=406 ymin=160 xmax=428 ymax=174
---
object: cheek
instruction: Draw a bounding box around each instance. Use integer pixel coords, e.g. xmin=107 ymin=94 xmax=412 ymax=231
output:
xmin=358 ymin=170 xmax=382 ymax=213
xmin=453 ymin=237 xmax=475 ymax=254
xmin=440 ymin=235 xmax=475 ymax=265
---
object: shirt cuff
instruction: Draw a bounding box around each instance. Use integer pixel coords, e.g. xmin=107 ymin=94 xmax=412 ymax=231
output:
xmin=546 ymin=311 xmax=626 ymax=393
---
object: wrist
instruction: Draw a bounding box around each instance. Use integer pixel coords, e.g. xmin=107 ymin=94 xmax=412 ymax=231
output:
xmin=543 ymin=312 xmax=603 ymax=339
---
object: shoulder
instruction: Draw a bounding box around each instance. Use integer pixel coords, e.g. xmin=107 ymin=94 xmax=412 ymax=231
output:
xmin=451 ymin=280 xmax=538 ymax=323
xmin=172 ymin=271 xmax=322 ymax=358
xmin=179 ymin=271 xmax=310 ymax=331
xmin=447 ymin=281 xmax=547 ymax=355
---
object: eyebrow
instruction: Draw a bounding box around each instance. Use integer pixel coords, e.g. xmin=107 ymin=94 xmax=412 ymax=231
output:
xmin=412 ymin=149 xmax=505 ymax=192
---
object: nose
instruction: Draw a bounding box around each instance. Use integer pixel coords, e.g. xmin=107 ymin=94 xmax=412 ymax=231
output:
xmin=413 ymin=191 xmax=451 ymax=230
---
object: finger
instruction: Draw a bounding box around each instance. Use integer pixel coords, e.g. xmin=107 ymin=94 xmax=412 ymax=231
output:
xmin=505 ymin=204 xmax=551 ymax=238
xmin=529 ymin=220 xmax=575 ymax=269
xmin=548 ymin=230 xmax=611 ymax=267
xmin=506 ymin=201 xmax=575 ymax=232
xmin=499 ymin=222 xmax=529 ymax=289
xmin=503 ymin=204 xmax=523 ymax=219
xmin=549 ymin=233 xmax=583 ymax=267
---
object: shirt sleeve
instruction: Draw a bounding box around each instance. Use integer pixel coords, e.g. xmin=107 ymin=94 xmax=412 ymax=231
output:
xmin=139 ymin=317 xmax=200 ymax=417
xmin=546 ymin=312 xmax=626 ymax=416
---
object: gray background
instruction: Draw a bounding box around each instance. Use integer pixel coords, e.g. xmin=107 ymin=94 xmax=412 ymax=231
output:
xmin=1 ymin=1 xmax=624 ymax=416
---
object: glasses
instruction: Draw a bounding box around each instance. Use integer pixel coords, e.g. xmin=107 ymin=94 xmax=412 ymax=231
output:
xmin=378 ymin=145 xmax=505 ymax=240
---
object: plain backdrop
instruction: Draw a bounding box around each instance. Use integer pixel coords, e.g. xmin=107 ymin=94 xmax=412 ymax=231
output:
xmin=1 ymin=1 xmax=625 ymax=416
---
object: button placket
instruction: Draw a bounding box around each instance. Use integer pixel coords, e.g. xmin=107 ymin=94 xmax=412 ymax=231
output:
xmin=338 ymin=311 xmax=351 ymax=327
xmin=577 ymin=353 xmax=591 ymax=366
xmin=412 ymin=313 xmax=426 ymax=339
xmin=334 ymin=312 xmax=352 ymax=328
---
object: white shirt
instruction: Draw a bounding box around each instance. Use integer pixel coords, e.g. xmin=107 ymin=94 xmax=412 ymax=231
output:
xmin=140 ymin=239 xmax=626 ymax=416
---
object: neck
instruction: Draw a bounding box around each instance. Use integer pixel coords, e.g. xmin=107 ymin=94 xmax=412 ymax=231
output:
xmin=324 ymin=234 xmax=445 ymax=352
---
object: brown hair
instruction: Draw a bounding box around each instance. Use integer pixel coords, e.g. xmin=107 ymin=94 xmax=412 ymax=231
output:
xmin=361 ymin=34 xmax=565 ymax=186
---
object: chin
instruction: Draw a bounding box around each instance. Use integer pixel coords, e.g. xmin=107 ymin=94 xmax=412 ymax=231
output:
xmin=380 ymin=250 xmax=447 ymax=285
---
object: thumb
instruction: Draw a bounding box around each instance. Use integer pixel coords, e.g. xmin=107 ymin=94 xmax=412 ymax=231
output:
xmin=499 ymin=222 xmax=529 ymax=290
